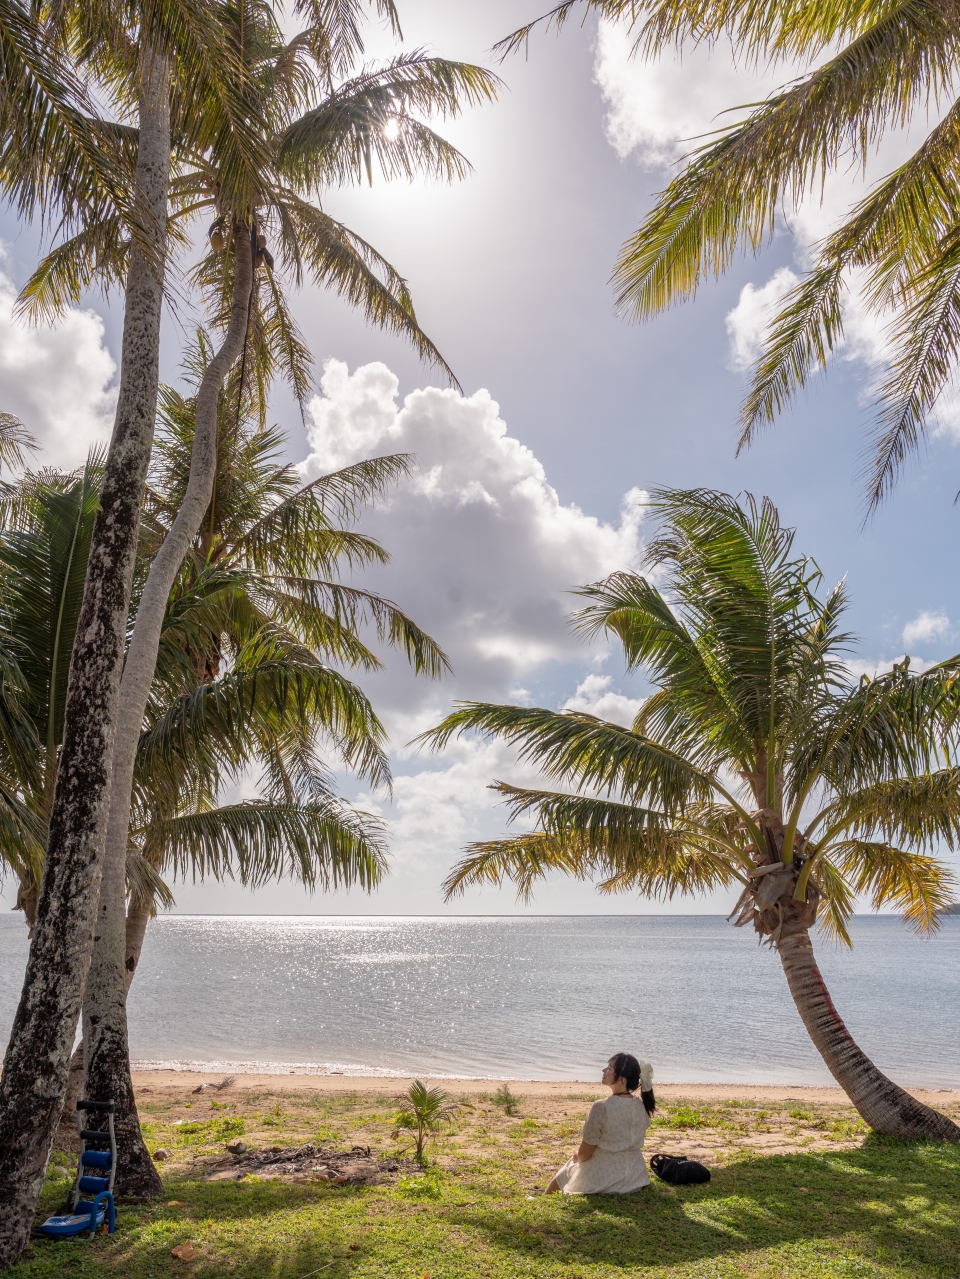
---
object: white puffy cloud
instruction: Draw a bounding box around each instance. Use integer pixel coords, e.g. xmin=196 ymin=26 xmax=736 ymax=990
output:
xmin=291 ymin=359 xmax=652 ymax=908
xmin=302 ymin=360 xmax=647 ymax=697
xmin=0 ymin=266 xmax=116 ymax=469
xmin=903 ymin=610 xmax=951 ymax=648
xmin=593 ymin=22 xmax=808 ymax=166
xmin=725 ymin=268 xmax=800 ymax=372
xmin=562 ymin=673 xmax=643 ymax=727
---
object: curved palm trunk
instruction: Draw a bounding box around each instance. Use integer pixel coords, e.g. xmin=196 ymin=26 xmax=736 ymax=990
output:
xmin=125 ymin=896 xmax=153 ymax=994
xmin=779 ymin=927 xmax=960 ymax=1140
xmin=81 ymin=226 xmax=254 ymax=1196
xmin=0 ymin=50 xmax=171 ymax=1266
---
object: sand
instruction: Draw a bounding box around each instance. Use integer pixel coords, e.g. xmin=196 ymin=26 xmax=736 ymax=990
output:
xmin=129 ymin=1071 xmax=960 ymax=1170
xmin=131 ymin=1069 xmax=960 ymax=1107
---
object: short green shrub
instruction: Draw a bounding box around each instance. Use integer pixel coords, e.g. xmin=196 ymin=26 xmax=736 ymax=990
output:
xmin=397 ymin=1169 xmax=443 ymax=1199
xmin=216 ymin=1117 xmax=246 ymax=1140
xmin=492 ymin=1084 xmax=520 ymax=1117
xmin=659 ymin=1106 xmax=710 ymax=1130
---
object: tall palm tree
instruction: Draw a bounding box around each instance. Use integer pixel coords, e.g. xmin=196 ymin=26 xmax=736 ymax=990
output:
xmin=81 ymin=360 xmax=448 ymax=1190
xmin=0 ymin=4 xmax=265 ymax=1255
xmin=497 ymin=1 xmax=960 ymax=506
xmin=424 ymin=488 xmax=960 ymax=1141
xmin=0 ymin=0 xmax=487 ymax=1222
xmin=32 ymin=0 xmax=493 ymax=1198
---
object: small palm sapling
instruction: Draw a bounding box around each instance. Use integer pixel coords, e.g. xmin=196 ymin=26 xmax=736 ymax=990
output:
xmin=393 ymin=1081 xmax=467 ymax=1164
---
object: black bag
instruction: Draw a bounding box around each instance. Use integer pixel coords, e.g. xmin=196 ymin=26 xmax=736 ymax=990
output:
xmin=649 ymin=1153 xmax=711 ymax=1185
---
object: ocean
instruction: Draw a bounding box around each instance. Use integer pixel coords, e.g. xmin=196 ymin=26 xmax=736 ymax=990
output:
xmin=0 ymin=914 xmax=957 ymax=1087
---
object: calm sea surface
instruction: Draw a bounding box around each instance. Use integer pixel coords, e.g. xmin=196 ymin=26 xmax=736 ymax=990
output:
xmin=1 ymin=914 xmax=957 ymax=1086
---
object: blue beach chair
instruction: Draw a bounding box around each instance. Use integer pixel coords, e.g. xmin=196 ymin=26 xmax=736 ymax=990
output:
xmin=40 ymin=1099 xmax=116 ymax=1239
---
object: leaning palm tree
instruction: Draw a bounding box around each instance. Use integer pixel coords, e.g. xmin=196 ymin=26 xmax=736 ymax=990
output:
xmin=497 ymin=1 xmax=960 ymax=506
xmin=424 ymin=489 xmax=960 ymax=1141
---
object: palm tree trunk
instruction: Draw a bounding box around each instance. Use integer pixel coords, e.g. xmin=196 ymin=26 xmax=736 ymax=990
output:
xmin=54 ymin=1042 xmax=85 ymax=1154
xmin=779 ymin=927 xmax=960 ymax=1140
xmin=14 ymin=879 xmax=38 ymax=935
xmin=125 ymin=896 xmax=153 ymax=994
xmin=81 ymin=225 xmax=254 ymax=1196
xmin=0 ymin=48 xmax=171 ymax=1266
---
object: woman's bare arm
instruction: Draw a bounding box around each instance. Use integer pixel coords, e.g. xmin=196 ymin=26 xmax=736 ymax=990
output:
xmin=575 ymin=1141 xmax=597 ymax=1163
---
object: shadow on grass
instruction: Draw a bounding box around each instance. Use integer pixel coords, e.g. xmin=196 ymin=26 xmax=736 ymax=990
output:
xmin=451 ymin=1141 xmax=960 ymax=1274
xmin=22 ymin=1140 xmax=960 ymax=1278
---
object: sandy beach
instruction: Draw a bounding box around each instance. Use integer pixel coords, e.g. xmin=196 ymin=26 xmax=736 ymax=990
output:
xmin=129 ymin=1070 xmax=960 ymax=1169
xmin=132 ymin=1069 xmax=960 ymax=1107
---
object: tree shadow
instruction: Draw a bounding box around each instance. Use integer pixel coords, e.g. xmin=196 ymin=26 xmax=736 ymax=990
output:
xmin=448 ymin=1142 xmax=960 ymax=1273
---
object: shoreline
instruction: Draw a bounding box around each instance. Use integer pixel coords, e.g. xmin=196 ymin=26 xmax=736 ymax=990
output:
xmin=131 ymin=1069 xmax=960 ymax=1105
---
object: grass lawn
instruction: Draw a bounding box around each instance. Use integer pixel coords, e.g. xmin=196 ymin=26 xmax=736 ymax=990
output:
xmin=16 ymin=1086 xmax=960 ymax=1278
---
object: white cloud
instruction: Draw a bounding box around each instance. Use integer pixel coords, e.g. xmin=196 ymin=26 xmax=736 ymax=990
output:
xmin=593 ymin=22 xmax=808 ymax=166
xmin=843 ymin=654 xmax=937 ymax=680
xmin=562 ymin=673 xmax=643 ymax=727
xmin=0 ymin=267 xmax=116 ymax=469
xmin=293 ymin=359 xmax=651 ymax=908
xmin=902 ymin=610 xmax=951 ymax=649
xmin=725 ymin=268 xmax=800 ymax=372
xmin=302 ymin=360 xmax=647 ymax=691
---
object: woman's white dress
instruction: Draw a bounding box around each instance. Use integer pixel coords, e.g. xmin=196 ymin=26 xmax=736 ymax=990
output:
xmin=554 ymin=1094 xmax=650 ymax=1194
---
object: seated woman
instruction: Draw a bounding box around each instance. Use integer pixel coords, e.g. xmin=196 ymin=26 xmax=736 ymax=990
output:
xmin=547 ymin=1053 xmax=655 ymax=1195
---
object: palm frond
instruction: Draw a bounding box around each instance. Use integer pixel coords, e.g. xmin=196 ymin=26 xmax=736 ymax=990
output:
xmin=828 ymin=838 xmax=956 ymax=932
xmin=145 ymin=798 xmax=387 ymax=892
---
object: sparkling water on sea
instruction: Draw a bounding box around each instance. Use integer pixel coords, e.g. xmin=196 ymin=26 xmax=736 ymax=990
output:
xmin=0 ymin=914 xmax=957 ymax=1087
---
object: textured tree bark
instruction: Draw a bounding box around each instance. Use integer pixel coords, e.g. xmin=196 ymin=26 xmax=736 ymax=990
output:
xmin=0 ymin=49 xmax=171 ymax=1267
xmin=54 ymin=1043 xmax=85 ymax=1154
xmin=81 ymin=224 xmax=254 ymax=1196
xmin=779 ymin=927 xmax=960 ymax=1140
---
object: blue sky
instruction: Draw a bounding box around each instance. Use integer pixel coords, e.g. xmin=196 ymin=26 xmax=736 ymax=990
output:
xmin=0 ymin=0 xmax=958 ymax=916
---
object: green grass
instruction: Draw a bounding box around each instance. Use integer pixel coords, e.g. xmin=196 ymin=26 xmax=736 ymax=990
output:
xmin=19 ymin=1137 xmax=960 ymax=1278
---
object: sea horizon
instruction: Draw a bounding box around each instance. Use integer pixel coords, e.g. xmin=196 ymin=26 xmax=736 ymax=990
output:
xmin=3 ymin=913 xmax=957 ymax=1088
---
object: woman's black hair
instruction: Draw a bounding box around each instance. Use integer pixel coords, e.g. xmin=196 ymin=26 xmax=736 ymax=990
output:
xmin=611 ymin=1052 xmax=656 ymax=1116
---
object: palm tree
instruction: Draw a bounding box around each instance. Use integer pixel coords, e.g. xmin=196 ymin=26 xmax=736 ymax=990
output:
xmin=394 ymin=1081 xmax=465 ymax=1164
xmin=424 ymin=489 xmax=960 ymax=1141
xmin=0 ymin=3 xmax=264 ymax=1254
xmin=50 ymin=0 xmax=493 ymax=1201
xmin=0 ymin=463 xmax=101 ymax=932
xmin=79 ymin=365 xmax=448 ymax=1190
xmin=0 ymin=452 xmax=398 ymax=1181
xmin=497 ymin=1 xmax=960 ymax=506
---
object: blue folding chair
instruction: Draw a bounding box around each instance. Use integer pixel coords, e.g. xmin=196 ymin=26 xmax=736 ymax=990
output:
xmin=40 ymin=1099 xmax=116 ymax=1239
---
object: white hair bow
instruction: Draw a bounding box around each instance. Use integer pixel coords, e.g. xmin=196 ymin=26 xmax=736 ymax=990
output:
xmin=639 ymin=1060 xmax=654 ymax=1091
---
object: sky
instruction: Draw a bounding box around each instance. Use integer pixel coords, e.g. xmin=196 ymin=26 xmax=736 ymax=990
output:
xmin=1 ymin=0 xmax=959 ymax=917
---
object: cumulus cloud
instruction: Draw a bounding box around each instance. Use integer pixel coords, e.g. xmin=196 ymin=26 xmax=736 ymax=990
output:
xmin=562 ymin=673 xmax=643 ymax=727
xmin=292 ymin=360 xmax=653 ymax=907
xmin=902 ymin=610 xmax=951 ymax=649
xmin=0 ymin=266 xmax=116 ymax=469
xmin=725 ymin=268 xmax=800 ymax=372
xmin=302 ymin=360 xmax=647 ymax=696
xmin=593 ymin=22 xmax=807 ymax=166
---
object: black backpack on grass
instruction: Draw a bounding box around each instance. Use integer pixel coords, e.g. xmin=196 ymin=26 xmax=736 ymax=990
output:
xmin=650 ymin=1153 xmax=711 ymax=1185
